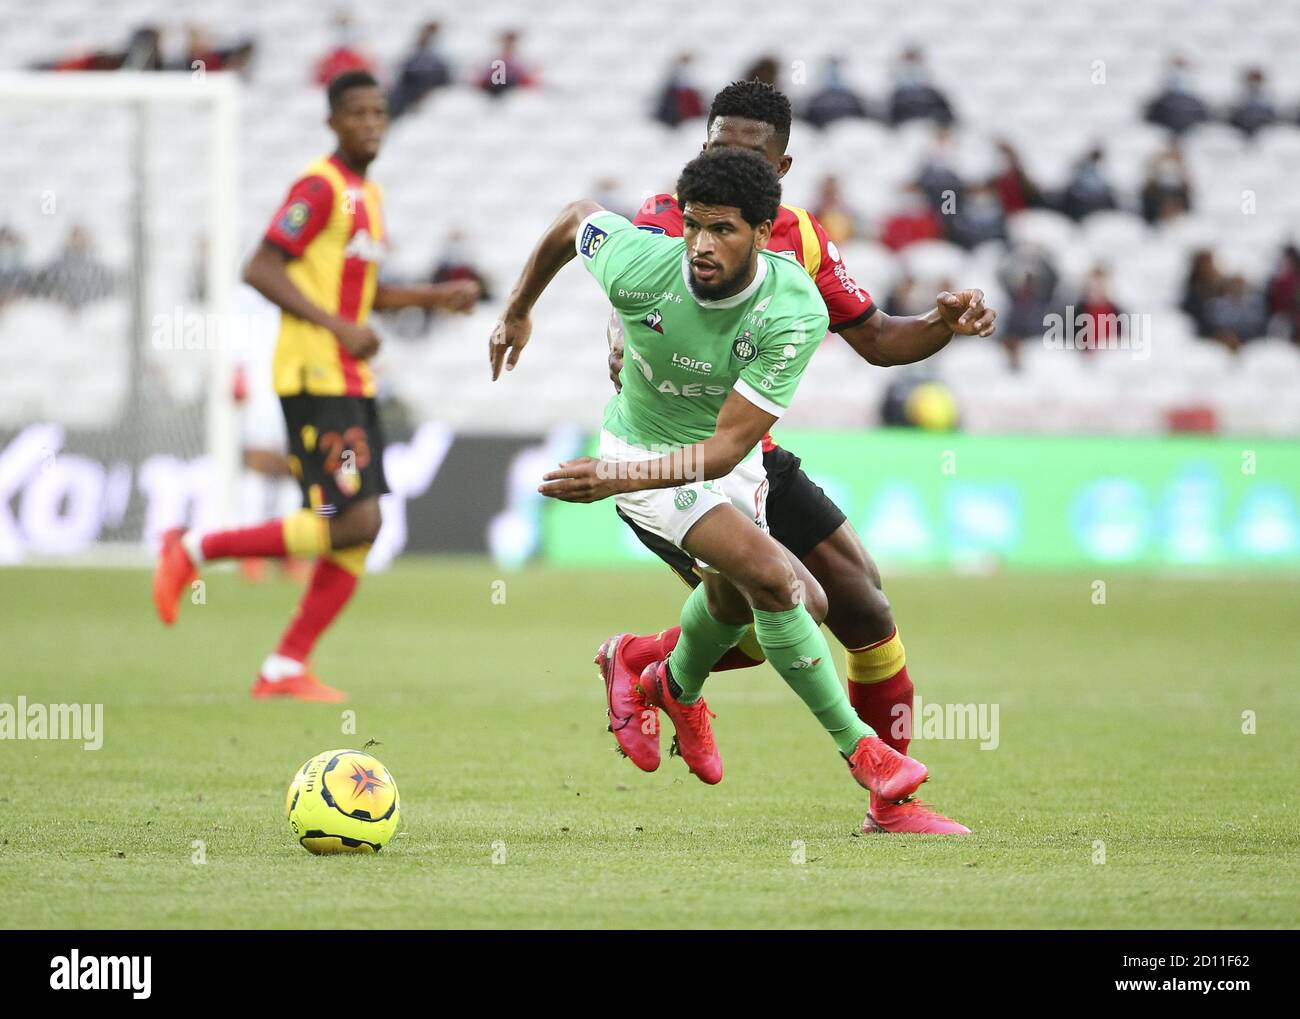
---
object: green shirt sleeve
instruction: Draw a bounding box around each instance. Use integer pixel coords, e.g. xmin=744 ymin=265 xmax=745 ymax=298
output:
xmin=734 ymin=294 xmax=830 ymax=418
xmin=576 ymin=210 xmax=663 ymax=308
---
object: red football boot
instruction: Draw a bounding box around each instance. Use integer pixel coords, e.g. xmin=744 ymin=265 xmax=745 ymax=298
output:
xmin=863 ymin=792 xmax=972 ymax=835
xmin=250 ymin=669 xmax=348 ymax=703
xmin=845 ymin=735 xmax=927 ymax=802
xmin=637 ymin=660 xmax=722 ymax=785
xmin=153 ymin=527 xmax=197 ymax=625
xmin=595 ymin=634 xmax=660 ymax=772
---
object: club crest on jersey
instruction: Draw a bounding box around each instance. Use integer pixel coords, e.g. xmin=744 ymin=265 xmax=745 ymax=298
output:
xmin=642 ymin=308 xmax=664 ymax=333
xmin=579 ymin=222 xmax=608 ymax=259
xmin=731 ymin=330 xmax=757 ymax=363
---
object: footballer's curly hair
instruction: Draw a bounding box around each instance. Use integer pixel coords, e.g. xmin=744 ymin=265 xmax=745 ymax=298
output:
xmin=675 ymin=147 xmax=782 ymax=228
xmin=707 ymin=80 xmax=793 ymax=151
xmin=327 ymin=70 xmax=381 ymax=113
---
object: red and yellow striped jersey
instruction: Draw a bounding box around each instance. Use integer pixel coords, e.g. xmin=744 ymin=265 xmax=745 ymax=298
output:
xmin=263 ymin=154 xmax=387 ymax=397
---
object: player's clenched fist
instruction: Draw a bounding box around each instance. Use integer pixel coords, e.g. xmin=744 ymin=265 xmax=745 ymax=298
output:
xmin=332 ymin=319 xmax=382 ymax=359
xmin=489 ymin=309 xmax=532 ymax=380
xmin=538 ymin=456 xmax=620 ymax=503
xmin=431 ymin=279 xmax=481 ymax=312
xmin=936 ymin=289 xmax=997 ymax=337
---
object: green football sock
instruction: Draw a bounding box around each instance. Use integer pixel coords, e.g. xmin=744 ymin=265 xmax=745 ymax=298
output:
xmin=753 ymin=604 xmax=873 ymax=755
xmin=668 ymin=585 xmax=750 ymax=704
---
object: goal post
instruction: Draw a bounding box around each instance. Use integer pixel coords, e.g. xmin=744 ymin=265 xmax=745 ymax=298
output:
xmin=0 ymin=71 xmax=241 ymax=563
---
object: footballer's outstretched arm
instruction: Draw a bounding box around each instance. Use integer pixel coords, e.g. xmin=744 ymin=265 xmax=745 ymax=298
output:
xmin=537 ymin=391 xmax=777 ymax=504
xmin=374 ymin=279 xmax=481 ymax=312
xmin=244 ymin=241 xmax=381 ymax=360
xmin=489 ymin=199 xmax=604 ymax=380
xmin=839 ymin=289 xmax=997 ymax=367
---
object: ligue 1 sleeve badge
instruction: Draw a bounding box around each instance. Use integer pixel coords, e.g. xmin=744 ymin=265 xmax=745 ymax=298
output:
xmin=731 ymin=330 xmax=757 ymax=363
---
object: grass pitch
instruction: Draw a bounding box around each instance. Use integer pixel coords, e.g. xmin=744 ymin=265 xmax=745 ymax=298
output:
xmin=1 ymin=559 xmax=1297 ymax=929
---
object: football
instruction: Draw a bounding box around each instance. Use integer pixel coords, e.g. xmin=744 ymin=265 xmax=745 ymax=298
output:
xmin=285 ymin=749 xmax=400 ymax=854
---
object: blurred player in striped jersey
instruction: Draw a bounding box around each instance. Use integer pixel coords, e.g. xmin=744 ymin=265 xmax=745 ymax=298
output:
xmin=153 ymin=70 xmax=479 ymax=701
xmin=596 ymin=80 xmax=995 ymax=833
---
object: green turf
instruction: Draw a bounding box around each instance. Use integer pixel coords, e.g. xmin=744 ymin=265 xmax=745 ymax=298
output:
xmin=1 ymin=560 xmax=1297 ymax=929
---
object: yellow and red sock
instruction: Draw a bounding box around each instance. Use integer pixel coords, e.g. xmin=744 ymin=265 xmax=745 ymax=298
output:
xmin=846 ymin=627 xmax=914 ymax=755
xmin=276 ymin=544 xmax=368 ymax=663
xmin=197 ymin=509 xmax=330 ymax=561
xmin=715 ymin=626 xmax=765 ymax=671
xmin=621 ymin=629 xmax=677 ymax=674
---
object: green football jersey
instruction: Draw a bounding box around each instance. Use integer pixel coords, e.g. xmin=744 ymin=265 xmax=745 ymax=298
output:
xmin=577 ymin=210 xmax=831 ymax=452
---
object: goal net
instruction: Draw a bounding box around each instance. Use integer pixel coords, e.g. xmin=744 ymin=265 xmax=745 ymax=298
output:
xmin=0 ymin=71 xmax=240 ymax=564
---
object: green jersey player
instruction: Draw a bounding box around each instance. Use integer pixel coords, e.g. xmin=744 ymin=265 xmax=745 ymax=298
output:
xmin=489 ymin=148 xmax=928 ymax=802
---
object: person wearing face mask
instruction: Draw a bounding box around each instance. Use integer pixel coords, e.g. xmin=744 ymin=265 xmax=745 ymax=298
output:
xmin=888 ymin=46 xmax=954 ymax=126
xmin=989 ymin=140 xmax=1042 ymax=215
xmin=804 ymin=57 xmax=872 ymax=129
xmin=881 ymin=182 xmax=944 ymax=251
xmin=1144 ymin=55 xmax=1211 ymax=135
xmin=1140 ymin=144 xmax=1193 ymax=224
xmin=947 ymin=182 xmax=1007 ymax=250
xmin=1060 ymin=145 xmax=1118 ymax=222
xmin=1228 ymin=67 xmax=1278 ymax=137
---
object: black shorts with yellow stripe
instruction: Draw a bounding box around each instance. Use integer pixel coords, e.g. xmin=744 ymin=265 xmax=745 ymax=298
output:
xmin=280 ymin=394 xmax=390 ymax=516
xmin=615 ymin=444 xmax=848 ymax=583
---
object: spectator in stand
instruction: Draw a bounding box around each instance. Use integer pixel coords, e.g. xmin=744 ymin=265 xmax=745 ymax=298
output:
xmin=653 ymin=53 xmax=705 ymax=127
xmin=812 ymin=174 xmax=858 ymax=244
xmin=997 ymin=243 xmax=1060 ymax=369
xmin=1181 ymin=249 xmax=1224 ymax=335
xmin=1227 ymin=67 xmax=1278 ymax=137
xmin=42 ymin=24 xmax=160 ymax=71
xmin=1144 ymin=55 xmax=1211 ymax=135
xmin=803 ymin=57 xmax=871 ymax=129
xmin=120 ymin=26 xmax=163 ymax=70
xmin=34 ymin=225 xmax=115 ymax=309
xmin=1140 ymin=144 xmax=1193 ymax=224
xmin=1205 ymin=274 xmax=1268 ymax=351
xmin=480 ymin=29 xmax=538 ymax=97
xmin=1266 ymin=245 xmax=1300 ymax=341
xmin=0 ymin=226 xmax=29 ymax=307
xmin=880 ymin=182 xmax=944 ymax=251
xmin=947 ymin=181 xmax=1007 ymax=249
xmin=388 ymin=22 xmax=452 ymax=119
xmin=888 ymin=46 xmax=953 ymax=126
xmin=431 ymin=231 xmax=489 ymax=299
xmin=743 ymin=55 xmax=780 ymax=88
xmin=403 ymin=230 xmax=487 ymax=333
xmin=314 ymin=13 xmax=374 ymax=86
xmin=177 ymin=24 xmax=221 ymax=71
xmin=989 ymin=139 xmax=1042 ymax=215
xmin=1074 ymin=266 xmax=1125 ymax=353
xmin=1060 ymin=145 xmax=1117 ymax=221
xmin=916 ymin=126 xmax=963 ymax=211
xmin=172 ymin=24 xmax=256 ymax=77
